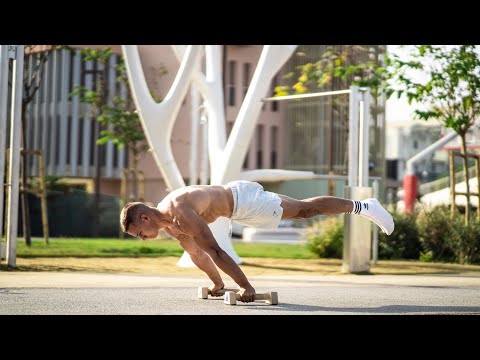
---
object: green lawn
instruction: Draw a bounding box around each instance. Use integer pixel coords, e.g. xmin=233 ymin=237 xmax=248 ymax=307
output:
xmin=11 ymin=237 xmax=315 ymax=259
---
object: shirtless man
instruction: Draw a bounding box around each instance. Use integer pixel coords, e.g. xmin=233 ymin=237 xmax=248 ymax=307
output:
xmin=120 ymin=180 xmax=394 ymax=303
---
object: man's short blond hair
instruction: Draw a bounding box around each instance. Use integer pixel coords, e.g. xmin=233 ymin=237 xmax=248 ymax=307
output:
xmin=120 ymin=202 xmax=153 ymax=232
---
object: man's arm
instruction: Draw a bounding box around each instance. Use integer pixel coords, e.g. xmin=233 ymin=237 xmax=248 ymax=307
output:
xmin=174 ymin=206 xmax=256 ymax=302
xmin=164 ymin=227 xmax=224 ymax=295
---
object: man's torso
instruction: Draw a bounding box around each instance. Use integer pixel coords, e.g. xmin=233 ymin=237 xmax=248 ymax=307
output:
xmin=157 ymin=185 xmax=234 ymax=225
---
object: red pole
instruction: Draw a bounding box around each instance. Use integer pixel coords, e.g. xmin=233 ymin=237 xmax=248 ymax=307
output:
xmin=403 ymin=174 xmax=418 ymax=213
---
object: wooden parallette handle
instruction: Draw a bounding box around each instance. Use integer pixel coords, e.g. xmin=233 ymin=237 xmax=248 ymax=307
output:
xmin=197 ymin=287 xmax=238 ymax=299
xmin=224 ymin=291 xmax=278 ymax=305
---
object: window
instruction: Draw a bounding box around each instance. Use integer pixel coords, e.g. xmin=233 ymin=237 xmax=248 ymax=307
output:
xmin=270 ymin=126 xmax=278 ymax=169
xmin=227 ymin=60 xmax=236 ymax=106
xmin=386 ymin=159 xmax=398 ymax=180
xmin=242 ymin=63 xmax=251 ymax=99
xmin=256 ymin=125 xmax=264 ymax=168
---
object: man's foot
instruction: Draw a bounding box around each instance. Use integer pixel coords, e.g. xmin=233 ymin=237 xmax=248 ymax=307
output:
xmin=357 ymin=198 xmax=394 ymax=235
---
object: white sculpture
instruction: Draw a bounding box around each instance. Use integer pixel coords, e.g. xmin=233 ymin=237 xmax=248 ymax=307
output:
xmin=122 ymin=45 xmax=297 ymax=266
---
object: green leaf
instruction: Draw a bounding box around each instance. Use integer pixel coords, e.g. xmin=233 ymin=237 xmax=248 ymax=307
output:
xmin=97 ymin=137 xmax=110 ymax=145
xmin=385 ymin=88 xmax=395 ymax=99
xmin=463 ymin=96 xmax=473 ymax=109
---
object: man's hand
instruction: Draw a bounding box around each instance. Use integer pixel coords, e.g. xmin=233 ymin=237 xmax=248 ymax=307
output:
xmin=208 ymin=283 xmax=225 ymax=297
xmin=237 ymin=285 xmax=256 ymax=303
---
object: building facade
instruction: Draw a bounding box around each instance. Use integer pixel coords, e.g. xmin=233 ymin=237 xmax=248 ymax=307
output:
xmin=386 ymin=121 xmax=448 ymax=187
xmin=4 ymin=45 xmax=387 ymax=235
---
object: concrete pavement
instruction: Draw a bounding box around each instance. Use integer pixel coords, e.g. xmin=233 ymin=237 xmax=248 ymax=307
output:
xmin=1 ymin=272 xmax=480 ymax=314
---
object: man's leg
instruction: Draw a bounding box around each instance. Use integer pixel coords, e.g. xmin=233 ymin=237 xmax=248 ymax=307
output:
xmin=278 ymin=194 xmax=394 ymax=235
xmin=279 ymin=194 xmax=353 ymax=218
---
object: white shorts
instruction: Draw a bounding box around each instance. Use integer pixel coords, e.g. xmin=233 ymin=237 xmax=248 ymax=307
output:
xmin=227 ymin=180 xmax=283 ymax=229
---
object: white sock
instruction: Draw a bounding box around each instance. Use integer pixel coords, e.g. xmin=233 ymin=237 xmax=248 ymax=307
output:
xmin=345 ymin=200 xmax=368 ymax=215
xmin=345 ymin=198 xmax=395 ymax=235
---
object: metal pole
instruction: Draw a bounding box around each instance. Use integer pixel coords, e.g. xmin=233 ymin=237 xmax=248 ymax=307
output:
xmin=262 ymin=89 xmax=352 ymax=102
xmin=0 ymin=46 xmax=10 ymax=247
xmin=372 ymin=179 xmax=379 ymax=264
xmin=406 ymin=131 xmax=458 ymax=176
xmin=359 ymin=89 xmax=370 ymax=187
xmin=6 ymin=45 xmax=24 ymax=267
xmin=348 ymin=86 xmax=359 ymax=187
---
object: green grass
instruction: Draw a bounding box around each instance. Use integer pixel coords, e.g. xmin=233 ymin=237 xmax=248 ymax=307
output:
xmin=9 ymin=237 xmax=315 ymax=259
xmin=233 ymin=242 xmax=315 ymax=259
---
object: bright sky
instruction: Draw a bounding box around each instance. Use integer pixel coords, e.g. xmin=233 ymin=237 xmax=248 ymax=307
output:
xmin=385 ymin=45 xmax=422 ymax=123
xmin=385 ymin=45 xmax=479 ymax=123
xmin=386 ymin=94 xmax=414 ymax=123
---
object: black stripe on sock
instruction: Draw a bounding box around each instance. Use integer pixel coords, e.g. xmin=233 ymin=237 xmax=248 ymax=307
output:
xmin=356 ymin=201 xmax=361 ymax=214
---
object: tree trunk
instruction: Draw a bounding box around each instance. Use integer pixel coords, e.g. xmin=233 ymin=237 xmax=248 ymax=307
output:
xmin=92 ymin=66 xmax=108 ymax=237
xmin=460 ymin=132 xmax=471 ymax=225
xmin=131 ymin=151 xmax=138 ymax=201
xmin=21 ymin=101 xmax=31 ymax=246
xmin=92 ymin=120 xmax=101 ymax=237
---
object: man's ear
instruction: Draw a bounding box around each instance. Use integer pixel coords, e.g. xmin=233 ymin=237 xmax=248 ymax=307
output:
xmin=140 ymin=213 xmax=150 ymax=222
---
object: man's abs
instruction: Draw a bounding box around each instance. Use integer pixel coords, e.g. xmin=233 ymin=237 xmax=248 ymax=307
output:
xmin=193 ymin=186 xmax=234 ymax=223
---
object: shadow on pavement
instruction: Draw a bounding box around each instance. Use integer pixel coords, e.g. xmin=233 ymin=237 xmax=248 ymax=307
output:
xmin=241 ymin=303 xmax=480 ymax=314
xmin=241 ymin=262 xmax=318 ymax=273
xmin=0 ymin=264 xmax=119 ymax=273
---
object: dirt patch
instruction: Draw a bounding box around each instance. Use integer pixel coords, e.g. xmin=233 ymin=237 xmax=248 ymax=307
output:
xmin=3 ymin=257 xmax=480 ymax=276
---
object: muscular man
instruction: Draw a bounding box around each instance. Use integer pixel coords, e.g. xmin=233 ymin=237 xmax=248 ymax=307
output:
xmin=120 ymin=180 xmax=394 ymax=303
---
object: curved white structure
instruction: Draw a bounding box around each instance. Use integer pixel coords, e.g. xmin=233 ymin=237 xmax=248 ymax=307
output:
xmin=219 ymin=46 xmax=298 ymax=184
xmin=122 ymin=45 xmax=297 ymax=267
xmin=122 ymin=45 xmax=202 ymax=191
xmin=239 ymin=169 xmax=317 ymax=182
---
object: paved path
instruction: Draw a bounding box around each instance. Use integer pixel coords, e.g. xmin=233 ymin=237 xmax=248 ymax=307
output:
xmin=1 ymin=272 xmax=480 ymax=314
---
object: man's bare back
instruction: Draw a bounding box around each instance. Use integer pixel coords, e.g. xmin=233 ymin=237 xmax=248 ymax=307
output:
xmin=157 ymin=185 xmax=234 ymax=225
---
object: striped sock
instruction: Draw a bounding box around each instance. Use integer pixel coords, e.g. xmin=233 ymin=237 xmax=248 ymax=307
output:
xmin=345 ymin=200 xmax=368 ymax=215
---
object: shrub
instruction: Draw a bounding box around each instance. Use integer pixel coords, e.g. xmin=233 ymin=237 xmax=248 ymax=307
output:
xmin=305 ymin=217 xmax=343 ymax=259
xmin=450 ymin=217 xmax=480 ymax=264
xmin=378 ymin=210 xmax=421 ymax=260
xmin=417 ymin=205 xmax=456 ymax=262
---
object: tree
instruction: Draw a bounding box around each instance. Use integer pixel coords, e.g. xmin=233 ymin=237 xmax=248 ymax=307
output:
xmin=274 ymin=45 xmax=387 ymax=184
xmin=19 ymin=45 xmax=61 ymax=246
xmin=275 ymin=45 xmax=386 ymax=97
xmin=386 ymin=45 xmax=480 ymax=224
xmin=281 ymin=45 xmax=480 ymax=223
xmin=72 ymin=48 xmax=152 ymax=236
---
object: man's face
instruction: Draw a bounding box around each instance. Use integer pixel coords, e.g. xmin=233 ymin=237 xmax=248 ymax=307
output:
xmin=127 ymin=214 xmax=160 ymax=240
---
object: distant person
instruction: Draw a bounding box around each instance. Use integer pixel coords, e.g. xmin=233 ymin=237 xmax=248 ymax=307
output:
xmin=120 ymin=180 xmax=394 ymax=302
